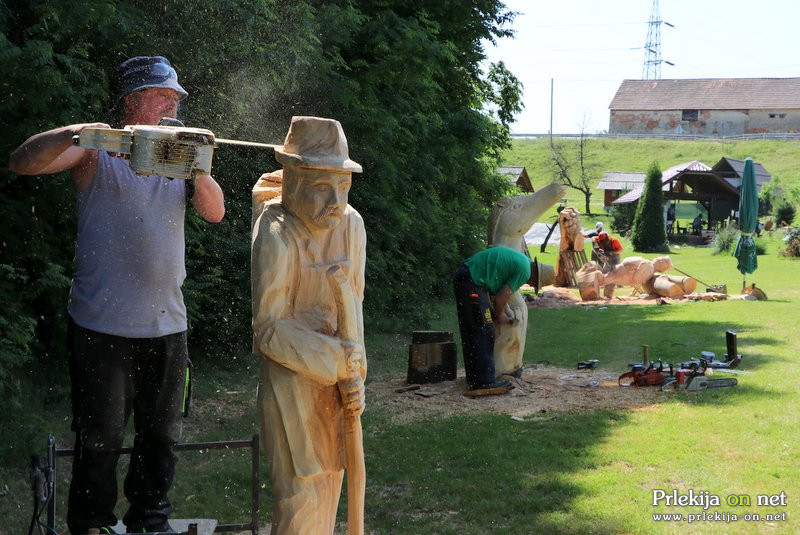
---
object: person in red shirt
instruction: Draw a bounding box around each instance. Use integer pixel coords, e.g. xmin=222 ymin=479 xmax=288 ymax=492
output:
xmin=591 ymin=231 xmax=623 ymax=270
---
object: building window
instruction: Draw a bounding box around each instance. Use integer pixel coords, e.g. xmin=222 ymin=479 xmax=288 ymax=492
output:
xmin=769 ymin=113 xmax=787 ymax=119
xmin=682 ymin=109 xmax=698 ymax=121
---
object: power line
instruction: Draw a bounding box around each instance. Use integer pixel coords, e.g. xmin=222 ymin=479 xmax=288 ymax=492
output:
xmin=520 ymin=46 xmax=647 ymax=53
xmin=522 ymin=21 xmax=650 ymax=28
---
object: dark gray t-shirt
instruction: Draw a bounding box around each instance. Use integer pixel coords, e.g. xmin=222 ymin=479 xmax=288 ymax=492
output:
xmin=68 ymin=151 xmax=187 ymax=337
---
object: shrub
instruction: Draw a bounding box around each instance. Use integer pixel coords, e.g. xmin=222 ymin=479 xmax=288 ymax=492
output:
xmin=609 ymin=202 xmax=636 ymax=235
xmin=631 ymin=162 xmax=669 ymax=252
xmin=754 ymin=238 xmax=767 ymax=256
xmin=775 ymin=203 xmax=796 ymax=227
xmin=712 ymin=223 xmax=739 ymax=255
xmin=780 ymin=228 xmax=800 ymax=257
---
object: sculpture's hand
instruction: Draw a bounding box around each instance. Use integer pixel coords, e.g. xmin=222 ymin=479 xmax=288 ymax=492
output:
xmin=338 ymin=342 xmax=365 ymax=416
xmin=495 ymin=312 xmax=517 ymax=326
xmin=338 ymin=375 xmax=366 ymax=417
xmin=338 ymin=341 xmax=364 ymax=380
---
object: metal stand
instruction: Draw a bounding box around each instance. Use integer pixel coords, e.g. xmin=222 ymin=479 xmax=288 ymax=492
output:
xmin=45 ymin=434 xmax=260 ymax=534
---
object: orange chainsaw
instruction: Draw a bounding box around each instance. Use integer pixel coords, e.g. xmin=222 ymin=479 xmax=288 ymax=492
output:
xmin=618 ymin=360 xmax=671 ymax=387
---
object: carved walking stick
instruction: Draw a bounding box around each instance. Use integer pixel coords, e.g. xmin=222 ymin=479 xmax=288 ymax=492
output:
xmin=326 ymin=264 xmax=366 ymax=535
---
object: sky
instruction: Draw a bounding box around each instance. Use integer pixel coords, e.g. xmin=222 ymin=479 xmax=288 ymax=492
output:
xmin=484 ymin=0 xmax=800 ymax=134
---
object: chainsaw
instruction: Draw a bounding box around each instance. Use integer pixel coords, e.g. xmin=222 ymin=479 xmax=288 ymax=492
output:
xmin=661 ymin=358 xmax=738 ymax=392
xmin=73 ymin=118 xmax=279 ymax=180
xmin=618 ymin=360 xmax=671 ymax=387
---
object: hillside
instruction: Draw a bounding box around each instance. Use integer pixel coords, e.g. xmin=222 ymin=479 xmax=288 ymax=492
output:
xmin=503 ymin=137 xmax=800 ymax=213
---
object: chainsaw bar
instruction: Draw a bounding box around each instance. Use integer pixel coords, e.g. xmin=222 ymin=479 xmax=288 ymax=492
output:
xmin=661 ymin=376 xmax=738 ymax=392
xmin=688 ymin=377 xmax=738 ymax=390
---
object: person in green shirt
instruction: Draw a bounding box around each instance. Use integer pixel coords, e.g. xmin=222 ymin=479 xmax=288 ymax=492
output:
xmin=453 ymin=246 xmax=539 ymax=394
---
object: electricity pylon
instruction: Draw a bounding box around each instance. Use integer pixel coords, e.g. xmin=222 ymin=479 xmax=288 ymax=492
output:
xmin=642 ymin=0 xmax=673 ymax=79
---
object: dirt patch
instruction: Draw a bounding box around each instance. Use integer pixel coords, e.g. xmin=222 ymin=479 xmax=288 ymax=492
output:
xmin=525 ymin=286 xmax=731 ymax=309
xmin=366 ymin=364 xmax=662 ymax=424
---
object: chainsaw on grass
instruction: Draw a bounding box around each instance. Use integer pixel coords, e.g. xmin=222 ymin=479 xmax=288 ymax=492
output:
xmin=660 ymin=358 xmax=738 ymax=392
xmin=618 ymin=360 xmax=671 ymax=387
xmin=73 ymin=118 xmax=279 ymax=180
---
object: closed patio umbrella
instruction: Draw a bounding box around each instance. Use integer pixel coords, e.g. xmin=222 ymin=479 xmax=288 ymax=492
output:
xmin=733 ymin=157 xmax=758 ymax=289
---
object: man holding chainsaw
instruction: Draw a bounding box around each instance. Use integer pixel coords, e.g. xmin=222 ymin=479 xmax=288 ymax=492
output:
xmin=454 ymin=246 xmax=540 ymax=395
xmin=9 ymin=56 xmax=224 ymax=534
xmin=591 ymin=231 xmax=623 ymax=269
xmin=251 ymin=116 xmax=366 ymax=534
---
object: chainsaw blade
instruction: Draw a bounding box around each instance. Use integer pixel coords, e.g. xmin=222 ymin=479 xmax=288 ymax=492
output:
xmin=704 ymin=378 xmax=738 ymax=388
xmin=687 ymin=377 xmax=738 ymax=391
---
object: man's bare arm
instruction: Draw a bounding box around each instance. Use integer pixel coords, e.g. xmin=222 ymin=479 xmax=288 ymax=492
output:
xmin=9 ymin=123 xmax=109 ymax=191
xmin=190 ymin=173 xmax=225 ymax=223
xmin=492 ymin=284 xmax=515 ymax=324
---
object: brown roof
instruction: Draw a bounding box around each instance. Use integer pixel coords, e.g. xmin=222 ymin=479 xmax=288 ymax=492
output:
xmin=712 ymin=158 xmax=771 ymax=190
xmin=613 ymin=161 xmax=713 ymax=204
xmin=498 ymin=166 xmax=533 ymax=192
xmin=609 ymin=78 xmax=800 ymax=110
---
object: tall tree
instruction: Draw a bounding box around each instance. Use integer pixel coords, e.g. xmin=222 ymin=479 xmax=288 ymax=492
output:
xmin=312 ymin=0 xmax=521 ymax=317
xmin=631 ymin=162 xmax=669 ymax=252
xmin=549 ymin=126 xmax=598 ymax=215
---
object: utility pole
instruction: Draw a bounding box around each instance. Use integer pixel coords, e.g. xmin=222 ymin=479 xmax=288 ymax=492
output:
xmin=549 ymin=78 xmax=554 ymax=147
xmin=642 ymin=0 xmax=674 ymax=79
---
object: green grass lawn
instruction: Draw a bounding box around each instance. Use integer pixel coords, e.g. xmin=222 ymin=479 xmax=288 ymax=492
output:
xmin=362 ymin=234 xmax=800 ymax=534
xmin=4 ymin=233 xmax=799 ymax=534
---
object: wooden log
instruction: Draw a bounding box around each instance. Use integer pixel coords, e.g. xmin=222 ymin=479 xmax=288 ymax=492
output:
xmin=576 ymin=264 xmax=601 ymax=300
xmin=649 ymin=274 xmax=697 ymax=297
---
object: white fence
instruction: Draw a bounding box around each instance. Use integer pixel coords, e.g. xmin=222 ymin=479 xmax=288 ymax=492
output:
xmin=511 ymin=132 xmax=800 ymax=141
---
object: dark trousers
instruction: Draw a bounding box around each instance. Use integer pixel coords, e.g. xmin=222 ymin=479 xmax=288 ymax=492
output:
xmin=66 ymin=319 xmax=187 ymax=533
xmin=453 ymin=265 xmax=496 ymax=389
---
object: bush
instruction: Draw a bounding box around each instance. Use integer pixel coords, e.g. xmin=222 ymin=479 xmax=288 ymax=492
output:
xmin=609 ymin=202 xmax=636 ymax=235
xmin=780 ymin=228 xmax=800 ymax=257
xmin=775 ymin=203 xmax=796 ymax=227
xmin=711 ymin=223 xmax=739 ymax=255
xmin=631 ymin=162 xmax=669 ymax=252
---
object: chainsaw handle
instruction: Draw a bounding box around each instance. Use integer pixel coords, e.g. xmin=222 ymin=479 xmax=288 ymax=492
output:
xmin=618 ymin=371 xmax=637 ymax=387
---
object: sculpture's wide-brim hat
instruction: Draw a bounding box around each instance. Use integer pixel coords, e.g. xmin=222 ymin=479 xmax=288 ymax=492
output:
xmin=531 ymin=257 xmax=555 ymax=294
xmin=275 ymin=116 xmax=362 ymax=173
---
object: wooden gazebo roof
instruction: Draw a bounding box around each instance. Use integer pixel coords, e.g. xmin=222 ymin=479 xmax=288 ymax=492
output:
xmin=612 ymin=161 xmax=739 ymax=204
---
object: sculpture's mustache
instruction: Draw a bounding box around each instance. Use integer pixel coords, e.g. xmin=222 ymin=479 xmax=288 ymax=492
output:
xmin=312 ymin=206 xmax=340 ymax=223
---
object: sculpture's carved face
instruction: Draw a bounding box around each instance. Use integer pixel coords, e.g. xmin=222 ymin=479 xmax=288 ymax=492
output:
xmin=287 ymin=168 xmax=352 ymax=231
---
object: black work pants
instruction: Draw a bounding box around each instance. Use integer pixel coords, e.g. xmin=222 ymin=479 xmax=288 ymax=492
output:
xmin=66 ymin=319 xmax=187 ymax=533
xmin=453 ymin=265 xmax=497 ymax=389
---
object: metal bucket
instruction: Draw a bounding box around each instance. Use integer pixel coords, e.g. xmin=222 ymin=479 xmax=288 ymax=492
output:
xmin=407 ymin=331 xmax=457 ymax=384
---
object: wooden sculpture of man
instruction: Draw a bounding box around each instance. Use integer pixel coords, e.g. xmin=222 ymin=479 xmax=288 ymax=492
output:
xmin=554 ymin=207 xmax=585 ymax=287
xmin=251 ymin=116 xmax=366 ymax=534
xmin=487 ymin=183 xmax=564 ymax=376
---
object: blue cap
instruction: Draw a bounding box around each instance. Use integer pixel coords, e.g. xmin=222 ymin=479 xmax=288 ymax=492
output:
xmin=116 ymin=56 xmax=188 ymax=101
